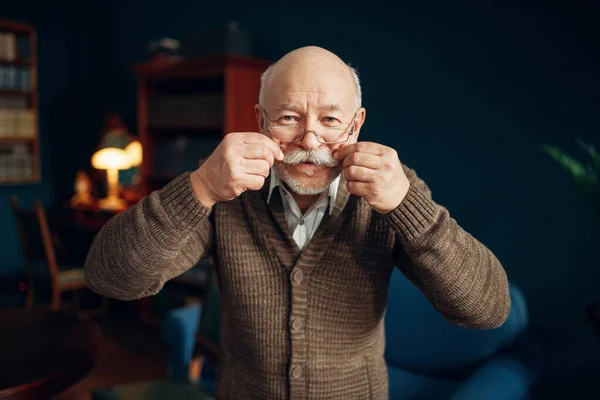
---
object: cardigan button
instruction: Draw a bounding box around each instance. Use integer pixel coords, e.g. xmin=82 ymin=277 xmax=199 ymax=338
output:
xmin=291 ymin=366 xmax=303 ymax=378
xmin=292 ymin=270 xmax=304 ymax=284
xmin=291 ymin=318 xmax=303 ymax=331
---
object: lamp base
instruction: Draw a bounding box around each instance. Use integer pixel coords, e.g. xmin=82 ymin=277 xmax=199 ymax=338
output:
xmin=97 ymin=195 xmax=127 ymax=211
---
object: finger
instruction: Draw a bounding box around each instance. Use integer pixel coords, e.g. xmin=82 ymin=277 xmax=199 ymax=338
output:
xmin=242 ymin=159 xmax=271 ymax=178
xmin=346 ymin=181 xmax=371 ymax=197
xmin=333 ymin=143 xmax=355 ymax=161
xmin=329 ymin=142 xmax=347 ymax=154
xmin=242 ymin=145 xmax=275 ymax=166
xmin=334 ymin=142 xmax=385 ymax=161
xmin=241 ymin=132 xmax=284 ymax=161
xmin=243 ymin=174 xmax=267 ymax=191
xmin=344 ymin=165 xmax=377 ymax=182
xmin=343 ymin=152 xmax=382 ymax=170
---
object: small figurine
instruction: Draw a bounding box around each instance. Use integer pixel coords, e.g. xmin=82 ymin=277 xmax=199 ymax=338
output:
xmin=70 ymin=170 xmax=94 ymax=207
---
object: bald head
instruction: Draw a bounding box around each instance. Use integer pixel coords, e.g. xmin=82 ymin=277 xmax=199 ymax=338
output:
xmin=259 ymin=46 xmax=361 ymax=110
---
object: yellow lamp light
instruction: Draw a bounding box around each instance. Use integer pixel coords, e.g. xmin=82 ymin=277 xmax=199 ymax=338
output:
xmin=124 ymin=140 xmax=143 ymax=166
xmin=91 ymin=147 xmax=132 ymax=210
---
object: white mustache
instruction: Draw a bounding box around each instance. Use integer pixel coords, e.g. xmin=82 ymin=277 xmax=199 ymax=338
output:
xmin=283 ymin=148 xmax=338 ymax=168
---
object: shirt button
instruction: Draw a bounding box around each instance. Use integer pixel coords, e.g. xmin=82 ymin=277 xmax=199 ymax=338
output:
xmin=292 ymin=270 xmax=304 ymax=284
xmin=291 ymin=318 xmax=303 ymax=331
xmin=299 ymin=220 xmax=304 ymax=225
xmin=291 ymin=366 xmax=303 ymax=378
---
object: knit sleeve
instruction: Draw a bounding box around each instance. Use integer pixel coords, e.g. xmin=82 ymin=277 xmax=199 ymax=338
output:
xmin=385 ymin=165 xmax=511 ymax=329
xmin=84 ymin=172 xmax=213 ymax=300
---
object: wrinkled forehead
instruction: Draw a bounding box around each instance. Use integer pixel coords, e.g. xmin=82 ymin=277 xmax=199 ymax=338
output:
xmin=264 ymin=65 xmax=357 ymax=113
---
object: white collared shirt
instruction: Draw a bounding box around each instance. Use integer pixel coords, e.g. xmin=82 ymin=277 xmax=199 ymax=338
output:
xmin=267 ymin=168 xmax=340 ymax=250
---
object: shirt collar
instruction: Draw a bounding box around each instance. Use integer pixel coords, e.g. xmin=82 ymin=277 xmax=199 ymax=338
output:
xmin=267 ymin=168 xmax=340 ymax=215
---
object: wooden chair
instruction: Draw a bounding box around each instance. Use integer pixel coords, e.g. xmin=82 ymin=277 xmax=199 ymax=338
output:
xmin=9 ymin=196 xmax=107 ymax=315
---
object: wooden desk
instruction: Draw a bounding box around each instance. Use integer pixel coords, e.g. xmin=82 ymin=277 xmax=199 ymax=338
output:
xmin=64 ymin=203 xmax=124 ymax=232
xmin=53 ymin=201 xmax=211 ymax=327
xmin=0 ymin=310 xmax=102 ymax=399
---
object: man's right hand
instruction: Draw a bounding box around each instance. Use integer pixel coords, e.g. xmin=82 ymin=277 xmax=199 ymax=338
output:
xmin=190 ymin=132 xmax=284 ymax=208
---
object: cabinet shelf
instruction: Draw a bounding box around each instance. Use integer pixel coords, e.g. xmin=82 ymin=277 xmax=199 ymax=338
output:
xmin=147 ymin=125 xmax=223 ymax=134
xmin=135 ymin=55 xmax=270 ymax=193
xmin=0 ymin=175 xmax=39 ymax=185
xmin=0 ymin=89 xmax=33 ymax=96
xmin=0 ymin=59 xmax=32 ymax=67
xmin=0 ymin=137 xmax=36 ymax=142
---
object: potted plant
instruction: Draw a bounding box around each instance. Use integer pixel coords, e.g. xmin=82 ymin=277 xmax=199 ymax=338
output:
xmin=544 ymin=138 xmax=600 ymax=334
xmin=542 ymin=138 xmax=599 ymax=220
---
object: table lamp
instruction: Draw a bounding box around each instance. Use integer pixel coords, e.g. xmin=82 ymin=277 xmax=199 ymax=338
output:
xmin=124 ymin=140 xmax=143 ymax=167
xmin=91 ymin=147 xmax=132 ymax=210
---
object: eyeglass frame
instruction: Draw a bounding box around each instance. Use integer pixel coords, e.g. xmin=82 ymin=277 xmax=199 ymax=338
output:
xmin=261 ymin=107 xmax=359 ymax=145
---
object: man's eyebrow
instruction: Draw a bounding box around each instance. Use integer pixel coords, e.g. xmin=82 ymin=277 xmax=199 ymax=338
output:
xmin=320 ymin=103 xmax=342 ymax=112
xmin=276 ymin=102 xmax=302 ymax=112
xmin=275 ymin=102 xmax=343 ymax=112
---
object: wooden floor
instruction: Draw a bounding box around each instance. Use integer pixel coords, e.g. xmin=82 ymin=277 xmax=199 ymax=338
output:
xmin=57 ymin=318 xmax=168 ymax=399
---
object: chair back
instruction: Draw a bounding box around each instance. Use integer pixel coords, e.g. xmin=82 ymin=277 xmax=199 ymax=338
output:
xmin=10 ymin=198 xmax=61 ymax=302
xmin=384 ymin=268 xmax=528 ymax=376
xmin=10 ymin=197 xmax=45 ymax=265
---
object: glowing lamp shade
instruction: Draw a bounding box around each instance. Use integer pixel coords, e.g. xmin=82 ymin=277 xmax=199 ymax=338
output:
xmin=124 ymin=140 xmax=143 ymax=167
xmin=92 ymin=148 xmax=132 ymax=170
xmin=91 ymin=148 xmax=131 ymax=210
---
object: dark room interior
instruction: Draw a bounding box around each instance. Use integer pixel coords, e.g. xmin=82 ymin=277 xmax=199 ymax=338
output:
xmin=1 ymin=1 xmax=598 ymax=399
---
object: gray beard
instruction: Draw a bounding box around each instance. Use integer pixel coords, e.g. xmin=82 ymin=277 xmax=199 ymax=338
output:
xmin=273 ymin=163 xmax=342 ymax=195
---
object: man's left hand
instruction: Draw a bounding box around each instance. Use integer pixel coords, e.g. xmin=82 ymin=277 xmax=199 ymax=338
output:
xmin=334 ymin=142 xmax=410 ymax=214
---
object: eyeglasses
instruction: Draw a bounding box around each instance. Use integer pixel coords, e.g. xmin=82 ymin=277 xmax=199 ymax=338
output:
xmin=262 ymin=108 xmax=358 ymax=145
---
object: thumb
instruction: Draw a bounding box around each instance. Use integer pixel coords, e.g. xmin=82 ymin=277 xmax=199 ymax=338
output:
xmin=332 ymin=143 xmax=347 ymax=160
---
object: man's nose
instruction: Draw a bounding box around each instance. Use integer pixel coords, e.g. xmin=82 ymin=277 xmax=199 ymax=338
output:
xmin=298 ymin=129 xmax=322 ymax=150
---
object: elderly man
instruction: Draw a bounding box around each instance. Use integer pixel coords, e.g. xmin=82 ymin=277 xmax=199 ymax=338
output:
xmin=84 ymin=46 xmax=510 ymax=399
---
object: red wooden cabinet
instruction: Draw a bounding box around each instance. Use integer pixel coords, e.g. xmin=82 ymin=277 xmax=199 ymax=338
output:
xmin=132 ymin=55 xmax=271 ymax=194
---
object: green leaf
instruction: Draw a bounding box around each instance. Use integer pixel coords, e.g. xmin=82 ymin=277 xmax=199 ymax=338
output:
xmin=576 ymin=137 xmax=600 ymax=175
xmin=542 ymin=144 xmax=587 ymax=179
xmin=543 ymin=139 xmax=600 ymax=224
xmin=577 ymin=137 xmax=598 ymax=161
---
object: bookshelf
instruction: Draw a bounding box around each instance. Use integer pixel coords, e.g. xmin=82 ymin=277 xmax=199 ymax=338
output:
xmin=133 ymin=55 xmax=271 ymax=194
xmin=0 ymin=19 xmax=38 ymax=185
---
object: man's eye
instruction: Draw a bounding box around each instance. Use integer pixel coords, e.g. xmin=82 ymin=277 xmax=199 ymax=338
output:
xmin=279 ymin=116 xmax=298 ymax=123
xmin=323 ymin=117 xmax=338 ymax=124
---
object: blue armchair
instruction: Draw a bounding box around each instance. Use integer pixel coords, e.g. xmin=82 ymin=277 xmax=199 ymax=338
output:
xmin=160 ymin=276 xmax=220 ymax=395
xmin=161 ymin=269 xmax=541 ymax=399
xmin=384 ymin=269 xmax=541 ymax=399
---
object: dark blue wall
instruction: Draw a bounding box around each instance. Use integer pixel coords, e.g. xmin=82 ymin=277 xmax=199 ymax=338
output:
xmin=2 ymin=1 xmax=599 ymax=397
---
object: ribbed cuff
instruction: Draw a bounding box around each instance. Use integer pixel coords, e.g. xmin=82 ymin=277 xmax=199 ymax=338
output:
xmin=158 ymin=172 xmax=212 ymax=230
xmin=385 ymin=185 xmax=439 ymax=245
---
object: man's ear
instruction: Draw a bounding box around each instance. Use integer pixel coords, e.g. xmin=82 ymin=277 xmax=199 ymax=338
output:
xmin=352 ymin=107 xmax=366 ymax=139
xmin=254 ymin=104 xmax=265 ymax=132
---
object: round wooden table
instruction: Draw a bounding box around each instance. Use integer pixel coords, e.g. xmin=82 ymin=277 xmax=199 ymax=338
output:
xmin=0 ymin=310 xmax=102 ymax=400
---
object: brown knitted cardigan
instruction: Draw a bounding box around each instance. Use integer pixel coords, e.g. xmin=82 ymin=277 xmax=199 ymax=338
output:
xmin=84 ymin=164 xmax=510 ymax=399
